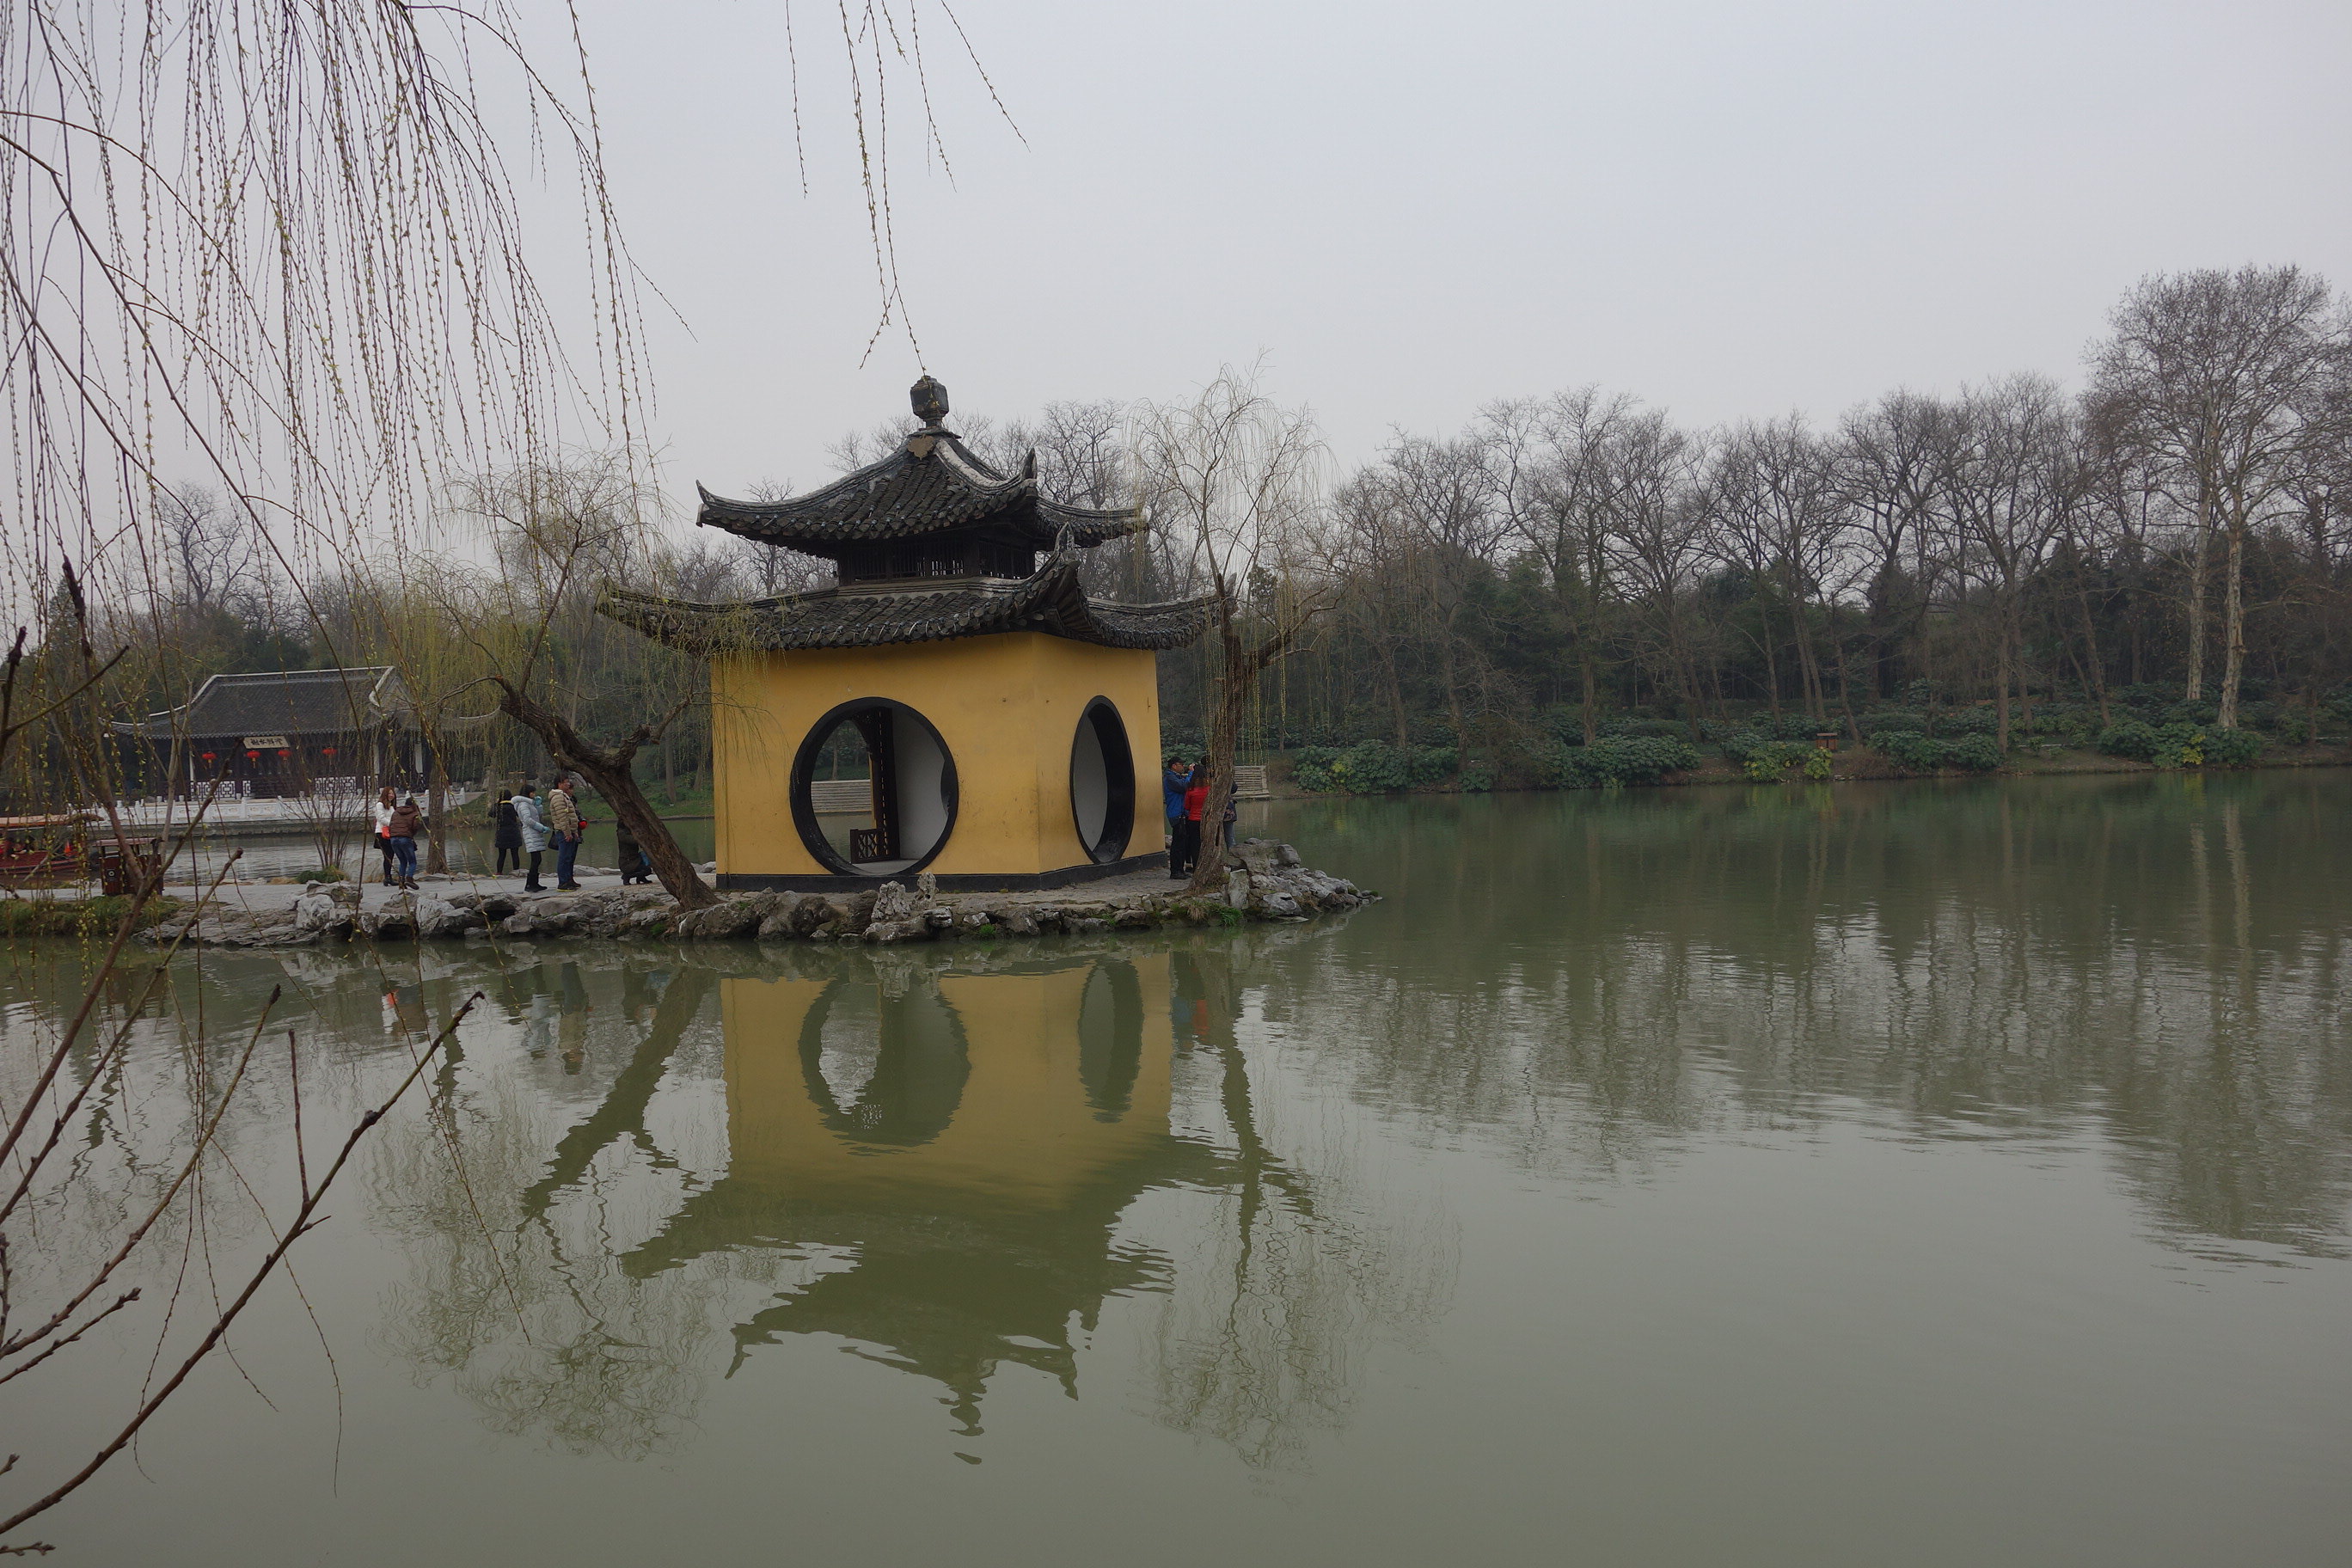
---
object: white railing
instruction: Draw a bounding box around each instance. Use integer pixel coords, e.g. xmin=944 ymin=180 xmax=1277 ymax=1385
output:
xmin=809 ymin=779 xmax=873 ymax=815
xmin=101 ymin=787 xmax=481 ymax=830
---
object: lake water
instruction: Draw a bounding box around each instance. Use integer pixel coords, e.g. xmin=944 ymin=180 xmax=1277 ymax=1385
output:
xmin=5 ymin=772 xmax=2350 ymax=1565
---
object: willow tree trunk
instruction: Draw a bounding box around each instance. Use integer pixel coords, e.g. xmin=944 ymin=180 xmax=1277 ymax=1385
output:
xmin=1186 ymin=596 xmax=1320 ymax=897
xmin=426 ymin=741 xmax=450 ymax=874
xmin=492 ymin=679 xmax=717 ymax=908
xmin=1188 ymin=621 xmax=1251 ymax=897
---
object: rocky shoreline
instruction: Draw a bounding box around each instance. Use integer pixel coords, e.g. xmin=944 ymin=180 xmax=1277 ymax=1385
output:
xmin=135 ymin=839 xmax=1369 ymax=950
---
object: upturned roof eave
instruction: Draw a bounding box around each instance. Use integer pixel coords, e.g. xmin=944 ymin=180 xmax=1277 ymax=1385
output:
xmin=107 ymin=665 xmax=414 ymax=739
xmin=598 ymin=555 xmax=1208 ymax=655
xmin=694 ymin=427 xmax=1145 ymax=550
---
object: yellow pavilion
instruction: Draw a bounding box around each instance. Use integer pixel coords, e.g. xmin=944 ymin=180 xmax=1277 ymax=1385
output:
xmin=605 ymin=377 xmax=1206 ymax=891
xmin=616 ymin=953 xmax=1226 ymax=1429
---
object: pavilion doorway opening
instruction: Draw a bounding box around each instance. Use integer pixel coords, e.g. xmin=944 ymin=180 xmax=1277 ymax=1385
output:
xmin=791 ymin=699 xmax=958 ymax=878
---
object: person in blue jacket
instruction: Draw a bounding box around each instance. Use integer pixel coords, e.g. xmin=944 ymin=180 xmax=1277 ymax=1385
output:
xmin=1162 ymin=757 xmax=1195 ymax=879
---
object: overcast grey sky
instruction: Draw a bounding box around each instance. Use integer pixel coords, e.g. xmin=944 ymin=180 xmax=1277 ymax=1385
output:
xmin=570 ymin=0 xmax=2352 ymax=505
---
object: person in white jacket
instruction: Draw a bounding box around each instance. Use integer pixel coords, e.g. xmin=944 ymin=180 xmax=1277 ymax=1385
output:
xmin=371 ymin=786 xmax=398 ymax=886
xmin=511 ymin=785 xmax=551 ymax=891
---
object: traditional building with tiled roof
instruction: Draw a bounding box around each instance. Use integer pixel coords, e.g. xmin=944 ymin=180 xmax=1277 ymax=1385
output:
xmin=113 ymin=667 xmax=426 ymax=799
xmin=604 ymin=377 xmax=1204 ymax=891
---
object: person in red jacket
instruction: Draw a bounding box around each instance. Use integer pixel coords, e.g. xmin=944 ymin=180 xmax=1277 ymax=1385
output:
xmin=1180 ymin=757 xmax=1211 ymax=876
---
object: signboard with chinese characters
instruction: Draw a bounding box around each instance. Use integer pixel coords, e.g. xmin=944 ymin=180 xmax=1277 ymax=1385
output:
xmin=241 ymin=734 xmax=291 ymax=750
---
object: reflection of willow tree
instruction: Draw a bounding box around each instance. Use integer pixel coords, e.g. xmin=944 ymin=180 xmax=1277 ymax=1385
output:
xmin=1274 ymin=774 xmax=2352 ymax=1258
xmin=371 ymin=959 xmax=749 ymax=1460
xmin=1148 ymin=942 xmax=1455 ymax=1473
xmin=366 ymin=938 xmax=1453 ymax=1465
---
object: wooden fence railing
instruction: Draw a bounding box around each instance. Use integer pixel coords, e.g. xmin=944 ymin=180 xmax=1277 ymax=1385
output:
xmin=810 ymin=779 xmax=872 ymax=814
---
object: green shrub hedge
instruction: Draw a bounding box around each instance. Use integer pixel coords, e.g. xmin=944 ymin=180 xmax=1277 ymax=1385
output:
xmin=1596 ymin=716 xmax=1689 ymax=741
xmin=1292 ymin=743 xmax=1459 ymax=793
xmin=1718 ymin=731 xmax=1813 ymax=769
xmin=2097 ymin=721 xmax=2263 ymax=768
xmin=1856 ymin=709 xmax=1930 ymax=737
xmin=1872 ymin=731 xmax=2002 ymax=772
xmin=1532 ymin=737 xmax=1702 ymax=788
xmin=0 ymin=896 xmax=182 ymax=939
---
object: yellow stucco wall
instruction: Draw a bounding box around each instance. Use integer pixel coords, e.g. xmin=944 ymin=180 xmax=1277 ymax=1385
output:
xmin=711 ymin=632 xmax=1165 ymax=879
xmin=716 ymin=957 xmax=1175 ymax=1212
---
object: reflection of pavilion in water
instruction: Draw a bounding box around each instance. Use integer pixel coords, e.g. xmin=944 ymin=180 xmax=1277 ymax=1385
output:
xmin=616 ymin=954 xmax=1227 ymax=1430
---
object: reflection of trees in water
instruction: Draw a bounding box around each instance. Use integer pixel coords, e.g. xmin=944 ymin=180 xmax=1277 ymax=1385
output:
xmin=1147 ymin=946 xmax=1455 ymax=1473
xmin=1279 ymin=775 xmax=2352 ymax=1256
xmin=369 ymin=959 xmax=763 ymax=1460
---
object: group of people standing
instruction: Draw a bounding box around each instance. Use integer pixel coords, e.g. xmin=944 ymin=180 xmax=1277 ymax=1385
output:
xmin=487 ymin=779 xmax=656 ymax=891
xmin=1162 ymin=756 xmax=1235 ymax=879
xmin=371 ymin=777 xmax=657 ymax=894
xmin=495 ymin=782 xmax=564 ymax=891
xmin=371 ymin=787 xmax=429 ymax=890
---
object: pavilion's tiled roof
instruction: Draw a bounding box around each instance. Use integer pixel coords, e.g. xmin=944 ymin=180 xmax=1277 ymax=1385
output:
xmin=695 ymin=381 xmax=1142 ymax=554
xmin=112 ymin=667 xmax=412 ymax=740
xmin=600 ymin=554 xmax=1208 ymax=654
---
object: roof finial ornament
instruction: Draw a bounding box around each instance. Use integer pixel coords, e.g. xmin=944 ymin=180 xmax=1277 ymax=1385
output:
xmin=910 ymin=375 xmax=949 ymax=430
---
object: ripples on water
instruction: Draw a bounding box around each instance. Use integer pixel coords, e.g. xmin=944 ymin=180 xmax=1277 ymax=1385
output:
xmin=3 ymin=771 xmax=2349 ymax=1566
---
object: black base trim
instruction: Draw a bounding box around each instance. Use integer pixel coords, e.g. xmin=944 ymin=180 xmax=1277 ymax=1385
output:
xmin=717 ymin=851 xmax=1167 ymax=895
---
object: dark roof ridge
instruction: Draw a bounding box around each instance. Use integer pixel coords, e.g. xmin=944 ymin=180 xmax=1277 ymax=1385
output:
xmin=694 ymin=383 xmax=1143 ymax=553
xmin=599 ymin=552 xmax=1208 ymax=654
xmin=111 ymin=665 xmax=414 ymax=740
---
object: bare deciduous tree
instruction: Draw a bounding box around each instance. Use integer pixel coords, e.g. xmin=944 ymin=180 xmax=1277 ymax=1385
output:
xmin=2090 ymin=266 xmax=2347 ymax=726
xmin=458 ymin=459 xmax=720 ymax=908
xmin=1136 ymin=368 xmax=1332 ymax=891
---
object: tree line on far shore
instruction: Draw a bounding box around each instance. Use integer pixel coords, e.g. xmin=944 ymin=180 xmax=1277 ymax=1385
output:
xmin=1156 ymin=265 xmax=2352 ymax=788
xmin=10 ymin=263 xmax=2349 ymax=823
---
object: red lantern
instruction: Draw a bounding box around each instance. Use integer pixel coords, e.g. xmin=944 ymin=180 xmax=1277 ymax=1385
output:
xmin=199 ymin=751 xmax=216 ymax=763
xmin=321 ymin=746 xmax=336 ymax=757
xmin=246 ymin=750 xmax=260 ymax=761
xmin=276 ymin=749 xmax=291 ymax=758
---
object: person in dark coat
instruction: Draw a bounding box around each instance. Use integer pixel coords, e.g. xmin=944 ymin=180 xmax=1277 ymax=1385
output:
xmin=1162 ymin=757 xmax=1195 ymax=878
xmin=491 ymin=791 xmax=523 ymax=873
xmin=615 ymin=818 xmax=653 ymax=884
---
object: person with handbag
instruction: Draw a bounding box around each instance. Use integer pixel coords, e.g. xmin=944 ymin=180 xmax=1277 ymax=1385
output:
xmin=547 ymin=775 xmax=585 ymax=891
xmin=512 ymin=784 xmax=550 ymax=891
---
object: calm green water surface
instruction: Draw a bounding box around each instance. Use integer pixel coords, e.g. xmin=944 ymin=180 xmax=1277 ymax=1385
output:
xmin=6 ymin=772 xmax=2350 ymax=1565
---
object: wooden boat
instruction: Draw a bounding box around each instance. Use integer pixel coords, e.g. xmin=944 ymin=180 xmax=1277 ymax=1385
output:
xmin=0 ymin=814 xmax=93 ymax=889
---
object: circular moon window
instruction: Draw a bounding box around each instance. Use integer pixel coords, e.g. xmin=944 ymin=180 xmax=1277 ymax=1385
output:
xmin=790 ymin=698 xmax=959 ymax=877
xmin=1069 ymin=697 xmax=1136 ymax=864
xmin=798 ymin=979 xmax=970 ymax=1148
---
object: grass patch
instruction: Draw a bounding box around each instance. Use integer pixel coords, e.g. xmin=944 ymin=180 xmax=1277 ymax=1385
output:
xmin=0 ymin=895 xmax=185 ymax=940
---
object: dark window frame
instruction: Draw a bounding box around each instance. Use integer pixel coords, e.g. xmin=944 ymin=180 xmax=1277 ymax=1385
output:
xmin=789 ymin=697 xmax=960 ymax=877
xmin=1069 ymin=696 xmax=1136 ymax=865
